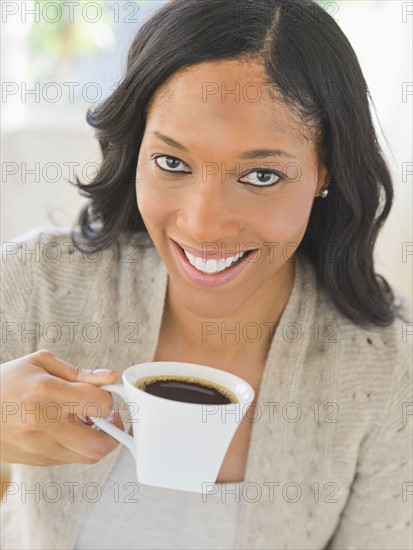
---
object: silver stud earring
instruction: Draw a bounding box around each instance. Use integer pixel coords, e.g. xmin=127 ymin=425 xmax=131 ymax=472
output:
xmin=319 ymin=187 xmax=329 ymax=199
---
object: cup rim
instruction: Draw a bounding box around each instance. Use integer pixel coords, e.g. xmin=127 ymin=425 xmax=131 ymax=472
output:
xmin=121 ymin=361 xmax=255 ymax=406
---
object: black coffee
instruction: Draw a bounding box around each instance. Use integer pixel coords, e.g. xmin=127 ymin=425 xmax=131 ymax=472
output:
xmin=134 ymin=375 xmax=238 ymax=405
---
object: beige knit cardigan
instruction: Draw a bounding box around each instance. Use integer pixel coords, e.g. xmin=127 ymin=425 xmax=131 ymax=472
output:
xmin=1 ymin=227 xmax=412 ymax=550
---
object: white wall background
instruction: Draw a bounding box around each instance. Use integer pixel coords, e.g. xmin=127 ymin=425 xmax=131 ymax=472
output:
xmin=1 ymin=0 xmax=412 ymax=316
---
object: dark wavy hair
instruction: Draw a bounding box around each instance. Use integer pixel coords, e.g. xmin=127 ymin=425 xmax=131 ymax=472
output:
xmin=71 ymin=0 xmax=407 ymax=329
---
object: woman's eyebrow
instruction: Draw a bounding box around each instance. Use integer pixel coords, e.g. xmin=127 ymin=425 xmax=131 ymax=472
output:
xmin=150 ymin=131 xmax=297 ymax=159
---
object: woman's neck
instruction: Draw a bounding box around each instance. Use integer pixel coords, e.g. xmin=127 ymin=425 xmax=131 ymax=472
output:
xmin=161 ymin=259 xmax=296 ymax=366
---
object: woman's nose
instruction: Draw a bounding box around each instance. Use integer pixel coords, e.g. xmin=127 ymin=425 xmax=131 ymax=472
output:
xmin=176 ymin=179 xmax=242 ymax=242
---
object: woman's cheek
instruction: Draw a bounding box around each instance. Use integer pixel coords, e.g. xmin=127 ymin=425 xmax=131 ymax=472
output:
xmin=261 ymin=202 xmax=304 ymax=241
xmin=136 ymin=174 xmax=175 ymax=227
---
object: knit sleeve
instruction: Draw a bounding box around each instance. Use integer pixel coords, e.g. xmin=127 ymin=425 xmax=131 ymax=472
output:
xmin=0 ymin=231 xmax=36 ymax=363
xmin=325 ymin=338 xmax=413 ymax=550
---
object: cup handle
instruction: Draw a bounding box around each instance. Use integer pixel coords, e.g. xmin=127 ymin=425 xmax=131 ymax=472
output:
xmin=88 ymin=384 xmax=136 ymax=459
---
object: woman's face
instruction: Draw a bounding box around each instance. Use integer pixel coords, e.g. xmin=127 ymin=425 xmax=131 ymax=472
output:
xmin=136 ymin=59 xmax=328 ymax=319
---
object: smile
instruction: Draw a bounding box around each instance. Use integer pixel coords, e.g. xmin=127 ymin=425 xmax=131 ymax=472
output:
xmin=170 ymin=239 xmax=257 ymax=288
xmin=182 ymin=249 xmax=252 ymax=274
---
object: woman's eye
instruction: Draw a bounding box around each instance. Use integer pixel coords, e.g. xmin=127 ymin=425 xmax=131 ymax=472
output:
xmin=239 ymin=170 xmax=282 ymax=187
xmin=153 ymin=155 xmax=190 ymax=173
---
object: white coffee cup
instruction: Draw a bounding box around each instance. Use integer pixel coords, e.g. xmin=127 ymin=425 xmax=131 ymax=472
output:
xmin=89 ymin=361 xmax=255 ymax=493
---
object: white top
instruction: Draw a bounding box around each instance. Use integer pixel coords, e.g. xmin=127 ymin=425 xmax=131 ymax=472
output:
xmin=74 ymin=446 xmax=244 ymax=550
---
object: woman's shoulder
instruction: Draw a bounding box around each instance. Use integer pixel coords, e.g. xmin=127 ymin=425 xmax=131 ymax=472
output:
xmin=1 ymin=225 xmax=156 ymax=255
xmin=0 ymin=225 xmax=162 ymax=313
xmin=298 ymin=253 xmax=412 ymax=371
xmin=1 ymin=225 xmax=159 ymax=275
xmin=0 ymin=226 xmax=165 ymax=364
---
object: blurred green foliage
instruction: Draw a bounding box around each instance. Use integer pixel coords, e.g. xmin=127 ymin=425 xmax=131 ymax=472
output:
xmin=29 ymin=0 xmax=116 ymax=57
xmin=28 ymin=0 xmax=141 ymax=81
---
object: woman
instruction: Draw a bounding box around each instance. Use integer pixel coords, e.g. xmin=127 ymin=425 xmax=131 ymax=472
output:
xmin=1 ymin=0 xmax=412 ymax=549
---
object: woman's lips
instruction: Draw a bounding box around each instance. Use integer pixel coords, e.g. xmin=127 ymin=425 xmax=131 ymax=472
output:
xmin=172 ymin=239 xmax=252 ymax=260
xmin=170 ymin=238 xmax=257 ymax=288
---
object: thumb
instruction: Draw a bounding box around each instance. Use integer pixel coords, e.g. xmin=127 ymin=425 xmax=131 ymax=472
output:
xmin=83 ymin=368 xmax=120 ymax=385
xmin=30 ymin=350 xmax=120 ymax=385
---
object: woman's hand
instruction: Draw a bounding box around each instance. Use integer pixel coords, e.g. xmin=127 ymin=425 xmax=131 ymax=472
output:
xmin=0 ymin=350 xmax=124 ymax=466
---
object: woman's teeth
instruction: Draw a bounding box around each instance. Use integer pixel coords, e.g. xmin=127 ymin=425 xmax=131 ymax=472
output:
xmin=183 ymin=249 xmax=250 ymax=274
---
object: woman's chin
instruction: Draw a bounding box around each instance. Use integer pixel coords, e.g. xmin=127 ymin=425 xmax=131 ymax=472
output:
xmin=174 ymin=292 xmax=245 ymax=320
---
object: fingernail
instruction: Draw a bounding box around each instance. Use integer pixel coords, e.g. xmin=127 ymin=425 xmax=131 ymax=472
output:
xmin=106 ymin=410 xmax=120 ymax=423
xmin=91 ymin=368 xmax=114 ymax=377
